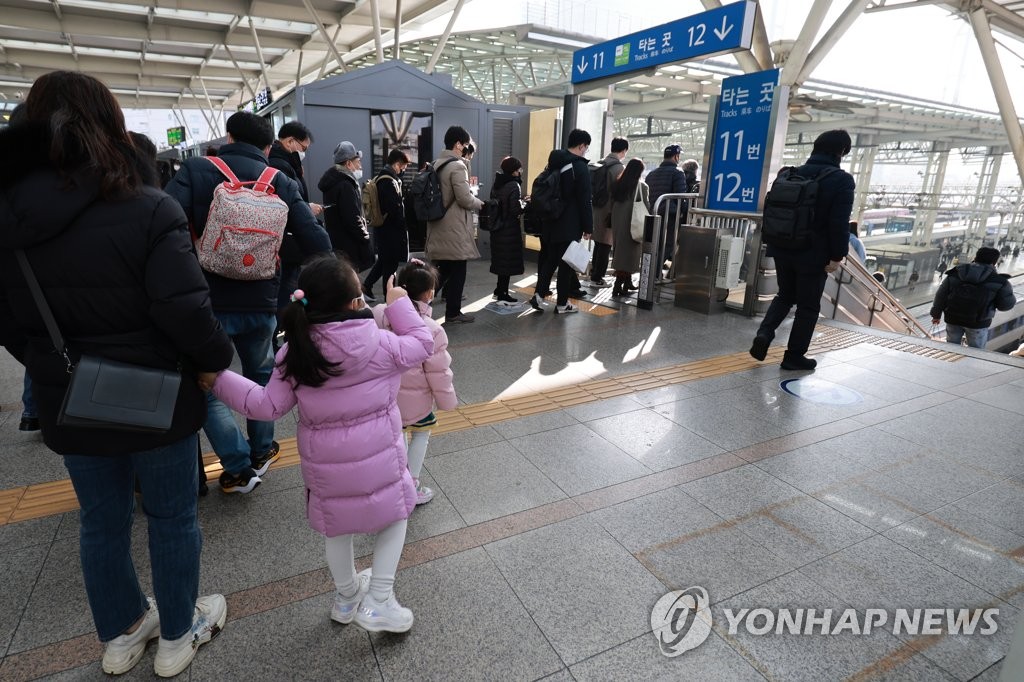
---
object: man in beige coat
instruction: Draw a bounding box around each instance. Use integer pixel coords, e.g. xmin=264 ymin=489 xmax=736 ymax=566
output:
xmin=426 ymin=125 xmax=484 ymax=323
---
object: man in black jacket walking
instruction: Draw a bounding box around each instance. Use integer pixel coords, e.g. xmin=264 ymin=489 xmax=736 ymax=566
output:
xmin=532 ymin=128 xmax=594 ymax=315
xmin=749 ymin=130 xmax=856 ymax=371
xmin=930 ymin=246 xmax=1015 ymax=348
xmin=166 ymin=112 xmax=331 ymax=494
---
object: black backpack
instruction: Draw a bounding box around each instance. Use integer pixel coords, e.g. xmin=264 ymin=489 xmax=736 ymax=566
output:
xmin=943 ymin=272 xmax=1000 ymax=326
xmin=409 ymin=158 xmax=459 ymax=222
xmin=590 ymin=160 xmax=617 ymax=208
xmin=529 ymin=161 xmax=574 ymax=222
xmin=761 ymin=166 xmax=840 ymax=249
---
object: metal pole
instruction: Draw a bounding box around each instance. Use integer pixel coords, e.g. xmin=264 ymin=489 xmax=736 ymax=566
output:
xmin=223 ymin=44 xmax=257 ymax=100
xmin=247 ymin=17 xmax=272 ymax=92
xmin=197 ymin=78 xmax=222 ymax=136
xmin=393 ymin=0 xmax=403 ymax=59
xmin=969 ymin=7 xmax=1024 ymax=185
xmin=780 ymin=0 xmax=830 ymax=86
xmin=186 ymin=87 xmax=218 ymax=138
xmin=796 ymin=0 xmax=872 ymax=85
xmin=562 ymin=93 xmax=579 ymax=148
xmin=425 ymin=0 xmax=467 ymax=74
xmin=370 ymin=0 xmax=385 ymax=64
xmin=302 ymin=0 xmax=348 ymax=74
xmin=294 ymin=50 xmax=304 ymax=89
xmin=318 ymin=24 xmax=344 ymax=79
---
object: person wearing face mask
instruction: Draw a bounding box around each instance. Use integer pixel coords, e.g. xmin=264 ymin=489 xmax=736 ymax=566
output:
xmin=362 ymin=150 xmax=411 ymax=301
xmin=269 ymin=121 xmax=323 ymax=344
xmin=489 ymin=156 xmax=527 ymax=305
xmin=318 ymin=141 xmax=375 ymax=276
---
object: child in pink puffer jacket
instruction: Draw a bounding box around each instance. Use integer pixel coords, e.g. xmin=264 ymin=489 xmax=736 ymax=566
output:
xmin=372 ymin=261 xmax=458 ymax=505
xmin=208 ymin=255 xmax=432 ymax=634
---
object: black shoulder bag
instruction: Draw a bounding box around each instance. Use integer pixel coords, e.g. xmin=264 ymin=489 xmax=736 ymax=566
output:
xmin=15 ymin=250 xmax=181 ymax=433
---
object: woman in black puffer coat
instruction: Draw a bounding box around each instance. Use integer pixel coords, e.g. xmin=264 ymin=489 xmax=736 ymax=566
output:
xmin=0 ymin=72 xmax=234 ymax=675
xmin=489 ymin=157 xmax=527 ymax=304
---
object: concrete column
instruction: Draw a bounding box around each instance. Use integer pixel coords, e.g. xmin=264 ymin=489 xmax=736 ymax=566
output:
xmin=967 ymin=149 xmax=1003 ymax=251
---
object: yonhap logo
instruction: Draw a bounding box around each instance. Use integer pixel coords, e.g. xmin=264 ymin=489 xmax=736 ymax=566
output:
xmin=650 ymin=586 xmax=712 ymax=657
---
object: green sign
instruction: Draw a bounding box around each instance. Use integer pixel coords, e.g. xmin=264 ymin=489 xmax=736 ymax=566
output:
xmin=166 ymin=126 xmax=185 ymax=146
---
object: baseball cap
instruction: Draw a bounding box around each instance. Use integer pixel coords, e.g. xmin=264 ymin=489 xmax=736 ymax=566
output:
xmin=664 ymin=144 xmax=683 ymax=156
xmin=333 ymin=141 xmax=362 ymax=164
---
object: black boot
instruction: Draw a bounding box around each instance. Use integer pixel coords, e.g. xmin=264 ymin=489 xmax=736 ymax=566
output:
xmin=781 ymin=352 xmax=817 ymax=371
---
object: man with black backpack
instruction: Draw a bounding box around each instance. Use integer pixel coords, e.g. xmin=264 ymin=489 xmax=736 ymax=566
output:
xmin=588 ymin=137 xmax=628 ymax=287
xmin=531 ymin=128 xmax=594 ymax=315
xmin=930 ymin=246 xmax=1015 ymax=348
xmin=749 ymin=129 xmax=855 ymax=371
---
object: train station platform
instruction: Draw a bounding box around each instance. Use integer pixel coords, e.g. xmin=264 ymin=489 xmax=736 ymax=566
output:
xmin=2 ymin=260 xmax=1023 ymax=681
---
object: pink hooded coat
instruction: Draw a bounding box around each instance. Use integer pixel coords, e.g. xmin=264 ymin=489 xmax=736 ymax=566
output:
xmin=372 ymin=299 xmax=458 ymax=425
xmin=212 ymin=296 xmax=433 ymax=537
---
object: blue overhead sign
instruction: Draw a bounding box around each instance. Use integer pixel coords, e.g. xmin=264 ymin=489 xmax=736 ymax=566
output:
xmin=571 ymin=1 xmax=756 ymax=85
xmin=704 ymin=68 xmax=781 ymax=213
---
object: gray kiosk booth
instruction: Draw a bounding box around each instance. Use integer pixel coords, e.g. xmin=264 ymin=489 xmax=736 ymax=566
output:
xmin=257 ymin=61 xmax=532 ymax=251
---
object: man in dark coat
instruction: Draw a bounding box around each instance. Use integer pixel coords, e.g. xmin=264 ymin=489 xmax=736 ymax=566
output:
xmin=268 ymin=121 xmax=323 ymax=345
xmin=930 ymin=246 xmax=1015 ymax=348
xmin=645 ymin=143 xmax=689 ymax=273
xmin=362 ymin=149 xmax=411 ymax=299
xmin=749 ymin=129 xmax=856 ymax=371
xmin=532 ymin=128 xmax=594 ymax=315
xmin=165 ymin=111 xmax=331 ymax=493
xmin=318 ymin=140 xmax=375 ymax=277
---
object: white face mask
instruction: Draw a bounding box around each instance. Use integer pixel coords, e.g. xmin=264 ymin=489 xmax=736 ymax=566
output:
xmin=352 ymin=169 xmax=363 ymax=180
xmin=297 ymin=151 xmax=306 ymax=161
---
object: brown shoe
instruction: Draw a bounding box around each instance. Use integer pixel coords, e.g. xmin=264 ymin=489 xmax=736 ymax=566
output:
xmin=446 ymin=313 xmax=475 ymax=324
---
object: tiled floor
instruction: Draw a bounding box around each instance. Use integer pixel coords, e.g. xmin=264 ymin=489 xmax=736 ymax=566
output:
xmin=1 ymin=260 xmax=1023 ymax=681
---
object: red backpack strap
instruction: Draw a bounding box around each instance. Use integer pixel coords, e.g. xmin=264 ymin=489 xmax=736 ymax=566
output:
xmin=254 ymin=166 xmax=279 ymax=194
xmin=206 ymin=156 xmax=240 ymax=184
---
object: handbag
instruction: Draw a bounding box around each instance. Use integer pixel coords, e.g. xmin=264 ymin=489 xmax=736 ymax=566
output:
xmin=630 ymin=183 xmax=648 ymax=243
xmin=15 ymin=250 xmax=181 ymax=433
xmin=562 ymin=240 xmax=590 ymax=273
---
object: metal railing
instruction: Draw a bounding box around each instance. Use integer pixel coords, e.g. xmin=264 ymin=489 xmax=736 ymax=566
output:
xmin=822 ymin=255 xmax=933 ymax=338
xmin=650 ymin=192 xmax=700 ymax=286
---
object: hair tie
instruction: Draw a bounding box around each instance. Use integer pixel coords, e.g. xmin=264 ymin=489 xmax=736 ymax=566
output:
xmin=290 ymin=289 xmax=308 ymax=306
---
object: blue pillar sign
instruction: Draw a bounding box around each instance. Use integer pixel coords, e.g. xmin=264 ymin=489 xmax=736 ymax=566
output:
xmin=704 ymin=68 xmax=783 ymax=213
xmin=571 ymin=1 xmax=756 ymax=85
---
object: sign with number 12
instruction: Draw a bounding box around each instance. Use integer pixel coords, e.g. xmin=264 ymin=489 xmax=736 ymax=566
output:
xmin=704 ymin=69 xmax=784 ymax=214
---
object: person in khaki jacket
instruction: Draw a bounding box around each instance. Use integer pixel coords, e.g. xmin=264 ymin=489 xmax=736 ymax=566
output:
xmin=426 ymin=126 xmax=484 ymax=324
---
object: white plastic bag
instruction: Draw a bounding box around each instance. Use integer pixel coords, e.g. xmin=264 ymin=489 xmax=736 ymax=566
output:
xmin=562 ymin=240 xmax=590 ymax=273
xmin=630 ymin=183 xmax=647 ymax=242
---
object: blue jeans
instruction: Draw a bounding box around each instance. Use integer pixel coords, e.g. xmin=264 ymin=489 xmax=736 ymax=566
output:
xmin=63 ymin=435 xmax=201 ymax=642
xmin=945 ymin=324 xmax=989 ymax=349
xmin=205 ymin=311 xmax=277 ymax=474
xmin=21 ymin=371 xmax=36 ymax=418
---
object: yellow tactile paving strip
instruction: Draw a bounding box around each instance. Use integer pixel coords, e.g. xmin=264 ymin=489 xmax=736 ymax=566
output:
xmin=0 ymin=325 xmax=961 ymax=527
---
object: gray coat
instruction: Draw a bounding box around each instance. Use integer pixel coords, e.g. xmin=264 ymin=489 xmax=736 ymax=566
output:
xmin=425 ymin=149 xmax=483 ymax=261
xmin=592 ymin=154 xmax=625 ymax=246
xmin=610 ymin=181 xmax=649 ymax=273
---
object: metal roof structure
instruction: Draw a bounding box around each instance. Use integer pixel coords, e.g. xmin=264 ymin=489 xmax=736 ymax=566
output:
xmin=2 ymin=0 xmax=1023 ymax=174
xmin=0 ymin=0 xmax=461 ymax=110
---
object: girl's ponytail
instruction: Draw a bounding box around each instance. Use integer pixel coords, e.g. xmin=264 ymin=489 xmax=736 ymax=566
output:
xmin=279 ymin=255 xmax=360 ymax=387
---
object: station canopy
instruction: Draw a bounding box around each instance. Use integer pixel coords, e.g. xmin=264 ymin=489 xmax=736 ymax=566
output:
xmin=0 ymin=0 xmax=1021 ymax=163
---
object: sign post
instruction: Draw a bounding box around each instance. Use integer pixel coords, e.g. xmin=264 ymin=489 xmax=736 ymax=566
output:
xmin=571 ymin=1 xmax=757 ymax=87
xmin=703 ymin=68 xmax=788 ymax=214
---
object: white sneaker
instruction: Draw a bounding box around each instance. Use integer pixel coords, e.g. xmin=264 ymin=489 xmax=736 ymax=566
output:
xmin=153 ymin=594 xmax=227 ymax=678
xmin=555 ymin=303 xmax=579 ymax=315
xmin=354 ymin=592 xmax=414 ymax=633
xmin=331 ymin=569 xmax=371 ymax=624
xmin=414 ymin=479 xmax=434 ymax=505
xmin=102 ymin=598 xmax=160 ymax=675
